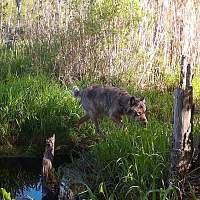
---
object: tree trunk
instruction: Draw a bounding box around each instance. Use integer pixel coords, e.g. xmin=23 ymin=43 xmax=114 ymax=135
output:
xmin=171 ymin=85 xmax=193 ymax=174
xmin=170 ymin=0 xmax=195 ymax=176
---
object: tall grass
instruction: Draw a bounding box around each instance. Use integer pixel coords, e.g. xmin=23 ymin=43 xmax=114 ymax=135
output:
xmin=1 ymin=74 xmax=200 ymax=198
xmin=81 ymin=90 xmax=173 ymax=199
xmin=0 ymin=75 xmax=94 ymax=154
xmin=0 ymin=0 xmax=199 ymax=85
xmin=77 ymin=85 xmax=200 ymax=200
xmin=0 ymin=1 xmax=199 ymax=198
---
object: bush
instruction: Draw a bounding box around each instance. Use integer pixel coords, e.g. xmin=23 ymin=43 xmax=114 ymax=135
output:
xmin=0 ymin=188 xmax=11 ymax=200
xmin=0 ymin=75 xmax=87 ymax=152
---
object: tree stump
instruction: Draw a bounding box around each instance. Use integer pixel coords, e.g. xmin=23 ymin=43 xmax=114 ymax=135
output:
xmin=171 ymin=45 xmax=194 ymax=175
xmin=171 ymin=86 xmax=193 ymax=174
xmin=42 ymin=134 xmax=59 ymax=200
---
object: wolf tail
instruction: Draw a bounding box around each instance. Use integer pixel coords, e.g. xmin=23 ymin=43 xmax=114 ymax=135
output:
xmin=72 ymin=86 xmax=81 ymax=97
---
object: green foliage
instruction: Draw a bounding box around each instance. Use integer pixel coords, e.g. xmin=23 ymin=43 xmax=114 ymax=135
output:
xmin=163 ymin=72 xmax=180 ymax=91
xmin=192 ymin=76 xmax=200 ymax=105
xmin=0 ymin=45 xmax=33 ymax=80
xmin=0 ymin=1 xmax=199 ymax=198
xmin=0 ymin=0 xmax=34 ymax=20
xmin=91 ymin=120 xmax=171 ymax=199
xmin=1 ymin=0 xmax=143 ymax=84
xmin=0 ymin=75 xmax=86 ymax=151
xmin=0 ymin=0 xmax=16 ymax=19
xmin=77 ymin=87 xmax=172 ymax=199
xmin=0 ymin=188 xmax=11 ymax=200
xmin=84 ymin=0 xmax=141 ymax=41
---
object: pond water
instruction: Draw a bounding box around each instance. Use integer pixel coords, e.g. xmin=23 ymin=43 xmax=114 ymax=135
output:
xmin=0 ymin=156 xmax=67 ymax=200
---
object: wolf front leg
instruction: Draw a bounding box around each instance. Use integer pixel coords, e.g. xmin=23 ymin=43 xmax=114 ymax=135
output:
xmin=78 ymin=114 xmax=90 ymax=129
xmin=91 ymin=118 xmax=106 ymax=139
xmin=110 ymin=115 xmax=123 ymax=127
xmin=110 ymin=114 xmax=128 ymax=134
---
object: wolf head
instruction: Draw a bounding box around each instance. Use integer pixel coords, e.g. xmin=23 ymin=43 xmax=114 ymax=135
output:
xmin=125 ymin=96 xmax=147 ymax=125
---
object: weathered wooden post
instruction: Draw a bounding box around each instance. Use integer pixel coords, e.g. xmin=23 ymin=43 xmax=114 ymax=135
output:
xmin=171 ymin=58 xmax=194 ymax=175
xmin=42 ymin=134 xmax=59 ymax=200
xmin=42 ymin=134 xmax=55 ymax=181
xmin=170 ymin=0 xmax=196 ymax=176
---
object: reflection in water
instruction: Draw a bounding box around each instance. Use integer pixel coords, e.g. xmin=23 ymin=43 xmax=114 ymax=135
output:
xmin=0 ymin=157 xmax=42 ymax=199
xmin=16 ymin=182 xmax=42 ymax=200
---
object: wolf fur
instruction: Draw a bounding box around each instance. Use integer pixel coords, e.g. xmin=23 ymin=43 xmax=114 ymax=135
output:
xmin=72 ymin=85 xmax=147 ymax=138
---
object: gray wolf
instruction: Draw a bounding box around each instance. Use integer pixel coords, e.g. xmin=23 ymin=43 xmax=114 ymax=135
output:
xmin=72 ymin=85 xmax=147 ymax=138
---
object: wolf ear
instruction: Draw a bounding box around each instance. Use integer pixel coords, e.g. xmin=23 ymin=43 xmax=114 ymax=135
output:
xmin=129 ymin=96 xmax=136 ymax=106
xmin=140 ymin=97 xmax=145 ymax=103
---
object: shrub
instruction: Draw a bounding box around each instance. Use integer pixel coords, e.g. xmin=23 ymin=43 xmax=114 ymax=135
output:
xmin=0 ymin=75 xmax=87 ymax=153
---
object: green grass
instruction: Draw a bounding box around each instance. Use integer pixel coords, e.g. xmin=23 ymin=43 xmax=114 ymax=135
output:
xmin=81 ymin=82 xmax=200 ymax=199
xmin=1 ymin=74 xmax=200 ymax=199
xmin=0 ymin=74 xmax=94 ymax=154
xmin=87 ymin=93 xmax=173 ymax=199
xmin=0 ymin=188 xmax=11 ymax=200
xmin=0 ymin=0 xmax=199 ymax=198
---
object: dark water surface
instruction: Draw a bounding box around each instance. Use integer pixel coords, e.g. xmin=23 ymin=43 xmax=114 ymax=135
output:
xmin=0 ymin=157 xmax=42 ymax=199
xmin=0 ymin=156 xmax=68 ymax=199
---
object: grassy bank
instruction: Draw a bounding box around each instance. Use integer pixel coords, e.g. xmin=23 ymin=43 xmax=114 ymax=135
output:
xmin=81 ymin=89 xmax=173 ymax=199
xmin=0 ymin=0 xmax=199 ymax=198
xmin=1 ymin=74 xmax=200 ymax=199
xmin=86 ymin=80 xmax=200 ymax=199
xmin=0 ymin=75 xmax=94 ymax=155
xmin=0 ymin=74 xmax=174 ymax=198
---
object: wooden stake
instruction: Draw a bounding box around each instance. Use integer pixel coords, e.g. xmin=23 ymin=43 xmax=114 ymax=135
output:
xmin=171 ymin=86 xmax=193 ymax=174
xmin=42 ymin=134 xmax=59 ymax=200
